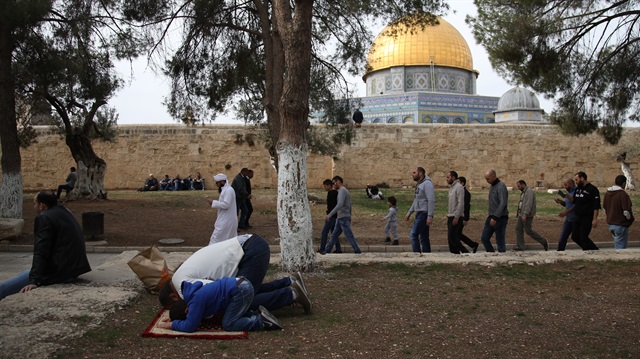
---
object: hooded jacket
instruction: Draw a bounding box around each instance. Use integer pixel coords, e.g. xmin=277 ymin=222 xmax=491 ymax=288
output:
xmin=603 ymin=186 xmax=635 ymax=227
xmin=171 ymin=277 xmax=238 ymax=333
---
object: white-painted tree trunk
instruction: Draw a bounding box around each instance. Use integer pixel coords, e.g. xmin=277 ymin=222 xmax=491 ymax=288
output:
xmin=277 ymin=142 xmax=315 ymax=272
xmin=620 ymin=161 xmax=636 ymax=190
xmin=0 ymin=172 xmax=23 ymax=218
xmin=68 ymin=160 xmax=107 ymax=200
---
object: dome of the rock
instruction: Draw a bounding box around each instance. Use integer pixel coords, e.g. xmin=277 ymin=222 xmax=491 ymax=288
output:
xmin=365 ymin=16 xmax=474 ymax=75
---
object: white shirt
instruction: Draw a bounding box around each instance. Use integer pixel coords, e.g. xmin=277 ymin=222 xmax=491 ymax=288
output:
xmin=171 ymin=235 xmax=251 ymax=298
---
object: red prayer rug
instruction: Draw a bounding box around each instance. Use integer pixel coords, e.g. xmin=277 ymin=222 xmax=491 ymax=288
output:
xmin=142 ymin=309 xmax=248 ymax=339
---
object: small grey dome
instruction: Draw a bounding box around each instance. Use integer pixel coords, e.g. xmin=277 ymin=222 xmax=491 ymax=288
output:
xmin=496 ymin=87 xmax=541 ymax=112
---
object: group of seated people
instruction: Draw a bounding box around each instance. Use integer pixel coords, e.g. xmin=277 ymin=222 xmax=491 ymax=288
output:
xmin=139 ymin=172 xmax=206 ymax=192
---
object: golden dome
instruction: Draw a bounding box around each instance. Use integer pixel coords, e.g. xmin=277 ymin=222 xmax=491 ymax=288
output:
xmin=365 ymin=16 xmax=474 ymax=76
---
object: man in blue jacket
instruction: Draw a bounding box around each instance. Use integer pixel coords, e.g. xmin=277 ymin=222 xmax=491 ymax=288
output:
xmin=158 ymin=277 xmax=281 ymax=332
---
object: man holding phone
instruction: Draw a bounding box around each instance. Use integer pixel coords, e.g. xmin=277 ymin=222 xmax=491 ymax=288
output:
xmin=554 ymin=178 xmax=577 ymax=251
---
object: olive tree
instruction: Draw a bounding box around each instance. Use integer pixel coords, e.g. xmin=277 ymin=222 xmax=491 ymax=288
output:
xmin=129 ymin=0 xmax=448 ymax=271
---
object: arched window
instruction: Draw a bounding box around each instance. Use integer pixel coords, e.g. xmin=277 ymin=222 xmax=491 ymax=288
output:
xmin=437 ymin=117 xmax=448 ymax=124
xmin=372 ymin=118 xmax=383 ymax=123
xmin=403 ymin=116 xmax=414 ymax=123
xmin=420 ymin=115 xmax=433 ymax=123
xmin=388 ymin=117 xmax=398 ymax=123
xmin=453 ymin=117 xmax=465 ymax=124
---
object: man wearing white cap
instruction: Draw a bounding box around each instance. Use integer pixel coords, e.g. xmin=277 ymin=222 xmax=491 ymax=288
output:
xmin=207 ymin=174 xmax=238 ymax=245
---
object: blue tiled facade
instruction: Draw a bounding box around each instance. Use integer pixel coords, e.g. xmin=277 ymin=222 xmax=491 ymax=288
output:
xmin=354 ymin=92 xmax=500 ymax=124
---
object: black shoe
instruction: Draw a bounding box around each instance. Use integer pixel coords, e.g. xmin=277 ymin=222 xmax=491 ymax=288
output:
xmin=512 ymin=246 xmax=524 ymax=251
xmin=391 ymin=240 xmax=399 ymax=245
xmin=333 ymin=250 xmax=342 ymax=253
xmin=259 ymin=306 xmax=282 ymax=330
xmin=472 ymin=243 xmax=479 ymax=253
xmin=384 ymin=237 xmax=391 ymax=244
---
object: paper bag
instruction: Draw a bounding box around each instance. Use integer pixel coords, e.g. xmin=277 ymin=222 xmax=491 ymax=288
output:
xmin=127 ymin=246 xmax=172 ymax=291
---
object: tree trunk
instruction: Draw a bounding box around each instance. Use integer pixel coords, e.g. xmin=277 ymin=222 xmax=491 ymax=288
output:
xmin=273 ymin=0 xmax=315 ymax=272
xmin=65 ymin=131 xmax=107 ymax=200
xmin=620 ymin=161 xmax=636 ymax=191
xmin=0 ymin=29 xmax=23 ymax=218
xmin=276 ymin=142 xmax=315 ymax=272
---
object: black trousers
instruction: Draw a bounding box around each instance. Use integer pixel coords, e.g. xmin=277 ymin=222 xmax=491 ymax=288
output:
xmin=447 ymin=217 xmax=468 ymax=254
xmin=245 ymin=199 xmax=253 ymax=225
xmin=571 ymin=216 xmax=599 ymax=250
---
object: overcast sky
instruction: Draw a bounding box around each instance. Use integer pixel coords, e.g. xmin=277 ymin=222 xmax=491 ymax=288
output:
xmin=110 ymin=1 xmax=553 ymax=125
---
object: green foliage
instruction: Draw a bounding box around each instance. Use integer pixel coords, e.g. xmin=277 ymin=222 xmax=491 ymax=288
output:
xmin=10 ymin=0 xmax=143 ymax=149
xmin=130 ymin=0 xmax=451 ymax=129
xmin=468 ymin=0 xmax=640 ymax=144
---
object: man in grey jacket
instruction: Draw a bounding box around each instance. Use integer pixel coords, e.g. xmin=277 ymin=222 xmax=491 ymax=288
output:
xmin=514 ymin=180 xmax=549 ymax=251
xmin=446 ymin=171 xmax=467 ymax=254
xmin=56 ymin=166 xmax=78 ymax=199
xmin=322 ymin=176 xmax=362 ymax=254
xmin=405 ymin=167 xmax=435 ymax=253
xmin=480 ymin=169 xmax=509 ymax=252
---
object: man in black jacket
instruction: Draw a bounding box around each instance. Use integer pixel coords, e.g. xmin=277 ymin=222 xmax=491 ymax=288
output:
xmin=0 ymin=191 xmax=91 ymax=300
xmin=244 ymin=169 xmax=254 ymax=228
xmin=568 ymin=171 xmax=601 ymax=250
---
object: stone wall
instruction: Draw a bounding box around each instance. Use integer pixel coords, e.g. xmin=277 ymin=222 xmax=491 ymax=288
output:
xmin=5 ymin=124 xmax=638 ymax=191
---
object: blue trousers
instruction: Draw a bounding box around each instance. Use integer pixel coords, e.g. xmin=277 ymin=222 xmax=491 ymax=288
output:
xmin=0 ymin=269 xmax=30 ymax=300
xmin=236 ymin=235 xmax=293 ymax=311
xmin=325 ymin=217 xmax=361 ymax=254
xmin=480 ymin=216 xmax=508 ymax=252
xmin=557 ymin=220 xmax=574 ymax=251
xmin=222 ymin=279 xmax=263 ymax=331
xmin=410 ymin=211 xmax=431 ymax=253
xmin=320 ymin=216 xmax=342 ymax=253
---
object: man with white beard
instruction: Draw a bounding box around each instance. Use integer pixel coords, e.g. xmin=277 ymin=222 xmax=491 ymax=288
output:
xmin=208 ymin=173 xmax=238 ymax=245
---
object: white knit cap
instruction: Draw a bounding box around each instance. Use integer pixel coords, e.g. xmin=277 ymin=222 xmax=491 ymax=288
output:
xmin=213 ymin=173 xmax=227 ymax=182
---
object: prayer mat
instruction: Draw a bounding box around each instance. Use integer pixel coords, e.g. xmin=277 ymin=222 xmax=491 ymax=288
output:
xmin=142 ymin=309 xmax=248 ymax=339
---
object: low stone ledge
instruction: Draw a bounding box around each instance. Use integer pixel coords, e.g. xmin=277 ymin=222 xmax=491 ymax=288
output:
xmin=0 ymin=219 xmax=25 ymax=240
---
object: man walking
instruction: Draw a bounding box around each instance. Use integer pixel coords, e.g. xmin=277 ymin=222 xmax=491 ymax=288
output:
xmin=554 ymin=178 xmax=577 ymax=251
xmin=603 ymin=175 xmax=635 ymax=249
xmin=244 ymin=169 xmax=255 ymax=228
xmin=208 ymin=174 xmax=238 ymax=245
xmin=569 ymin=171 xmax=600 ymax=250
xmin=514 ymin=180 xmax=549 ymax=251
xmin=322 ymin=176 xmax=362 ymax=254
xmin=319 ymin=179 xmax=342 ymax=253
xmin=232 ymin=168 xmax=250 ymax=230
xmin=405 ymin=167 xmax=435 ymax=253
xmin=458 ymin=177 xmax=479 ymax=253
xmin=480 ymin=169 xmax=509 ymax=252
xmin=446 ymin=171 xmax=467 ymax=254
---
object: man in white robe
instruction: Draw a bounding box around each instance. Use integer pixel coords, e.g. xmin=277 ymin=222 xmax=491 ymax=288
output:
xmin=208 ymin=174 xmax=238 ymax=245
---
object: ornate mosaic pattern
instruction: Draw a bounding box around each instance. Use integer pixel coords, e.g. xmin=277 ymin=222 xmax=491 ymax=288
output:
xmin=366 ymin=66 xmax=472 ymax=95
xmin=354 ymin=92 xmax=499 ymax=124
